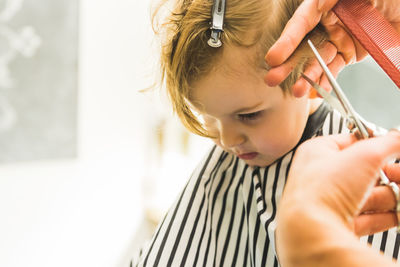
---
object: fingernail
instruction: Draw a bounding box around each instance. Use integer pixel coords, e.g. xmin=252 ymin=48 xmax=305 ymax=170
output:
xmin=264 ymin=71 xmax=279 ymax=87
xmin=265 ymin=77 xmax=278 ymax=87
xmin=265 ymin=51 xmax=273 ymax=66
xmin=318 ymin=0 xmax=326 ymax=11
xmin=292 ymin=80 xmax=308 ymax=98
xmin=266 ymin=42 xmax=282 ymax=66
xmin=265 ymin=55 xmax=271 ymax=67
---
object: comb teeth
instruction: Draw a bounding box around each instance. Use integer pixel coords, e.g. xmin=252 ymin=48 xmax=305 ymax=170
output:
xmin=333 ymin=0 xmax=400 ymax=89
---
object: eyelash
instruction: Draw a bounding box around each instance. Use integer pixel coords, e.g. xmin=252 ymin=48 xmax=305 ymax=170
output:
xmin=237 ymin=111 xmax=263 ymax=122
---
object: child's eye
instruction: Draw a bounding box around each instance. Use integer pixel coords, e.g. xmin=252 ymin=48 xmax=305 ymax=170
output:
xmin=237 ymin=111 xmax=263 ymax=122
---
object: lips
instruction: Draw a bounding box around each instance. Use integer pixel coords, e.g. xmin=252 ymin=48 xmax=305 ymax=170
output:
xmin=237 ymin=152 xmax=258 ymax=160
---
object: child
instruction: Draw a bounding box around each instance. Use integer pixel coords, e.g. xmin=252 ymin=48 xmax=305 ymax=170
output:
xmin=133 ymin=0 xmax=400 ymax=265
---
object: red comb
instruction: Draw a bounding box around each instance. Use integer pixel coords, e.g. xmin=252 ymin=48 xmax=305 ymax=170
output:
xmin=333 ymin=0 xmax=400 ymax=89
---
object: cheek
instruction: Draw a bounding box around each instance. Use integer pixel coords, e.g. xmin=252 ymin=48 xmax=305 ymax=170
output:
xmin=251 ymin=101 xmax=309 ymax=155
xmin=202 ymin=116 xmax=219 ymax=135
xmin=253 ymin=127 xmax=297 ymax=156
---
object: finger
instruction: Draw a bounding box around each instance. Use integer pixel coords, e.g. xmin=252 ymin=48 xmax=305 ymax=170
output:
xmin=383 ymin=162 xmax=400 ymax=183
xmin=320 ymin=10 xmax=339 ymax=26
xmin=264 ymin=62 xmax=294 ymax=87
xmin=337 ymin=23 xmax=368 ymax=61
xmin=321 ymin=11 xmax=368 ymax=62
xmin=332 ymin=133 xmax=400 ymax=213
xmin=343 ymin=131 xmax=400 ymax=170
xmin=291 ymin=41 xmax=338 ymax=97
xmin=317 ymin=0 xmax=341 ymax=12
xmin=266 ymin=0 xmax=340 ymax=66
xmin=266 ymin=0 xmax=323 ymax=67
xmin=360 ymin=185 xmax=397 ymax=213
xmin=324 ymin=23 xmax=357 ymax=64
xmin=353 ymin=34 xmax=368 ymax=61
xmin=304 ymin=133 xmax=359 ymax=153
xmin=319 ymin=53 xmax=346 ymax=93
xmin=354 ymin=212 xmax=397 ymax=236
xmin=291 ymin=59 xmax=322 ymax=98
xmin=291 ymin=79 xmax=310 ymax=98
xmin=326 ymin=133 xmax=359 ymax=150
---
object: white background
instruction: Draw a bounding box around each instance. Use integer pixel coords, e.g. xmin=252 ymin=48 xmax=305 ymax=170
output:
xmin=0 ymin=0 xmax=209 ymax=266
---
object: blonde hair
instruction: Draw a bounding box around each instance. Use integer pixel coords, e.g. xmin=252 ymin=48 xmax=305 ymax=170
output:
xmin=152 ymin=0 xmax=327 ymax=137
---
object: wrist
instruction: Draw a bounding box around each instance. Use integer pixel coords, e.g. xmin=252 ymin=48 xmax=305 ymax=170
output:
xmin=277 ymin=202 xmax=396 ymax=266
xmin=277 ymin=202 xmax=359 ymax=267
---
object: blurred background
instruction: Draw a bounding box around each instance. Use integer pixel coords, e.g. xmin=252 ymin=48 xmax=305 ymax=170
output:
xmin=0 ymin=1 xmax=399 ymax=267
xmin=0 ymin=0 xmax=210 ymax=266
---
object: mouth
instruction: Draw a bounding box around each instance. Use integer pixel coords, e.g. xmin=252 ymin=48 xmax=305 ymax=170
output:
xmin=237 ymin=152 xmax=258 ymax=160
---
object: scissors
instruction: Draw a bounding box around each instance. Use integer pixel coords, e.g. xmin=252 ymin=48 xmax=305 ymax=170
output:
xmin=302 ymin=39 xmax=390 ymax=185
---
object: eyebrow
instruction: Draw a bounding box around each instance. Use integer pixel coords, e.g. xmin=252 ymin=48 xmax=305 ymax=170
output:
xmin=233 ymin=102 xmax=263 ymax=114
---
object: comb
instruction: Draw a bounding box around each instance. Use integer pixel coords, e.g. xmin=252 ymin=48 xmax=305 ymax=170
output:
xmin=333 ymin=0 xmax=400 ymax=89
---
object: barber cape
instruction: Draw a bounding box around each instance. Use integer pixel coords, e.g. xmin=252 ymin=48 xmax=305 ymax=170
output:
xmin=133 ymin=102 xmax=400 ymax=267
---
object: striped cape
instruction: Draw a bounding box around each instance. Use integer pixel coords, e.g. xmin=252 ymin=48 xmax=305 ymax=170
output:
xmin=133 ymin=102 xmax=400 ymax=267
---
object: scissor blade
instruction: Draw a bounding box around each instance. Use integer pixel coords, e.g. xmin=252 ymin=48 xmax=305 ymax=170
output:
xmin=307 ymin=40 xmax=351 ymax=115
xmin=307 ymin=40 xmax=370 ymax=139
xmin=301 ymin=73 xmax=348 ymax=117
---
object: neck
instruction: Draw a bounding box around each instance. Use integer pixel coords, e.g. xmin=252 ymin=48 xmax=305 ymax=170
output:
xmin=308 ymin=98 xmax=324 ymax=115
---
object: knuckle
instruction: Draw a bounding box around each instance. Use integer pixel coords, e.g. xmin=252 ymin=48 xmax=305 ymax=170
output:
xmin=285 ymin=34 xmax=298 ymax=53
xmin=296 ymin=13 xmax=312 ymax=32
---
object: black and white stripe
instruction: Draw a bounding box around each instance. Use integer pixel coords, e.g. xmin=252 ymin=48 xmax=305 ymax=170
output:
xmin=133 ymin=102 xmax=400 ymax=266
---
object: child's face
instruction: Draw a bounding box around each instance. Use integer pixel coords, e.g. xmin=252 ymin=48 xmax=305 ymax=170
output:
xmin=190 ymin=45 xmax=313 ymax=167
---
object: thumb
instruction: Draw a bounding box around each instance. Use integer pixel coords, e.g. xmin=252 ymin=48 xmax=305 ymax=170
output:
xmin=342 ymin=131 xmax=400 ymax=173
xmin=300 ymin=133 xmax=358 ymax=153
xmin=324 ymin=133 xmax=359 ymax=150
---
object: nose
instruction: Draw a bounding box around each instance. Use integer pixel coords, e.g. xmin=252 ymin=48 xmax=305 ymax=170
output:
xmin=219 ymin=123 xmax=246 ymax=149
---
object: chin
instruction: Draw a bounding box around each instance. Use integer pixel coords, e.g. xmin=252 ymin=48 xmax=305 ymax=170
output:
xmin=244 ymin=157 xmax=277 ymax=167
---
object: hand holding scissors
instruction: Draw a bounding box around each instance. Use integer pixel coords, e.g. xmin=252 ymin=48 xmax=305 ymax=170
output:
xmin=302 ymin=40 xmax=400 ymax=232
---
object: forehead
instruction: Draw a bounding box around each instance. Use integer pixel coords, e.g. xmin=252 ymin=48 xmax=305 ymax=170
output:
xmin=189 ymin=45 xmax=279 ymax=115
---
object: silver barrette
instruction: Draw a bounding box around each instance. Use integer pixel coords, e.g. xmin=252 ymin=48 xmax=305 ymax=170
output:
xmin=207 ymin=0 xmax=226 ymax=48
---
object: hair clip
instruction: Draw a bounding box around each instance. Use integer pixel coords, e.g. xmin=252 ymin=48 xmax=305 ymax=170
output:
xmin=207 ymin=0 xmax=226 ymax=48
